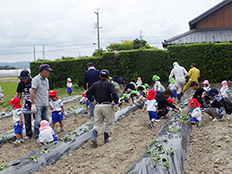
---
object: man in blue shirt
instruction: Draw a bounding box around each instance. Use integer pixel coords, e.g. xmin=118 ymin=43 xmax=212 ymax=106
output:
xmin=83 ymin=62 xmax=100 ymax=118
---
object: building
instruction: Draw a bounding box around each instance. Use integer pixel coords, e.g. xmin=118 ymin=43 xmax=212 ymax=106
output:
xmin=163 ymin=0 xmax=232 ymax=48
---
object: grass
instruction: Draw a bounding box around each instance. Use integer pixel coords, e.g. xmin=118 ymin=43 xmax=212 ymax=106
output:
xmin=0 ymin=77 xmax=84 ymax=111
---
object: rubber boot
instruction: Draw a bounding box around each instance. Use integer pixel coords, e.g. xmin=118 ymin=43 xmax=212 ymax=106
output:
xmin=104 ymin=132 xmax=110 ymax=143
xmin=177 ymin=94 xmax=181 ymax=103
xmin=91 ymin=130 xmax=98 ymax=147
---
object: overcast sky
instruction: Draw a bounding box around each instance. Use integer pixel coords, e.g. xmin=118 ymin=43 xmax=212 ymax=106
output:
xmin=0 ymin=0 xmax=221 ymax=62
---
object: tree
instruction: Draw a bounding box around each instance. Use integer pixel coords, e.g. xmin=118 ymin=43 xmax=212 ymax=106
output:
xmin=133 ymin=38 xmax=150 ymax=49
xmin=92 ymin=49 xmax=107 ymax=57
xmin=117 ymin=44 xmax=133 ymax=51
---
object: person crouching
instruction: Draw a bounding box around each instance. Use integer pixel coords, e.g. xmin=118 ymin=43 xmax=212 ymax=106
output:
xmin=187 ymin=98 xmax=202 ymax=125
xmin=39 ymin=120 xmax=58 ymax=145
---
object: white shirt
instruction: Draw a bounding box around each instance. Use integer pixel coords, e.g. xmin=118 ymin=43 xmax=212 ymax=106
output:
xmin=13 ymin=108 xmax=22 ymax=123
xmin=169 ymin=63 xmax=188 ymax=80
xmin=203 ymin=86 xmax=211 ymax=91
xmin=153 ymin=81 xmax=165 ymax=92
xmin=220 ymin=87 xmax=230 ymax=98
xmin=191 ymin=107 xmax=202 ymax=121
xmin=67 ymin=82 xmax=73 ymax=88
xmin=50 ymin=99 xmax=63 ymax=112
xmin=168 ymin=83 xmax=177 ymax=90
xmin=145 ymin=99 xmax=158 ymax=112
xmin=39 ymin=127 xmax=54 ymax=143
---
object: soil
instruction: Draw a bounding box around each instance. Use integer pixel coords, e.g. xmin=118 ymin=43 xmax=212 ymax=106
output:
xmin=1 ymin=95 xmax=232 ymax=173
xmin=183 ymin=112 xmax=232 ymax=174
xmin=33 ymin=109 xmax=166 ymax=174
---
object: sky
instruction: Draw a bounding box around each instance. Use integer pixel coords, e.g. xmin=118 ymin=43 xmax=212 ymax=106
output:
xmin=0 ymin=0 xmax=221 ymax=62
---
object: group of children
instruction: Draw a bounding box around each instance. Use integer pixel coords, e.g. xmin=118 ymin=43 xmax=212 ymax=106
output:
xmin=10 ymin=90 xmax=65 ymax=145
xmin=10 ymin=74 xmax=231 ymax=145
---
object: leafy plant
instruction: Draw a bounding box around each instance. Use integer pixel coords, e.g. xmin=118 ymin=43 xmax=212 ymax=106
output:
xmin=29 ymin=155 xmax=38 ymax=163
xmin=0 ymin=162 xmax=11 ymax=171
xmin=169 ymin=127 xmax=181 ymax=132
xmin=40 ymin=148 xmax=49 ymax=154
xmin=164 ymin=161 xmax=170 ymax=168
xmin=1 ymin=136 xmax=9 ymax=143
xmin=58 ymin=137 xmax=72 ymax=142
xmin=83 ymin=128 xmax=89 ymax=132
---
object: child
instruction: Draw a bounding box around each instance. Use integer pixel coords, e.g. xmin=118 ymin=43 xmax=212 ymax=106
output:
xmin=137 ymin=86 xmax=148 ymax=106
xmin=39 ymin=120 xmax=58 ymax=145
xmin=9 ymin=98 xmax=25 ymax=144
xmin=187 ymin=98 xmax=202 ymax=125
xmin=220 ymin=80 xmax=230 ymax=99
xmin=49 ymin=90 xmax=65 ymax=132
xmin=202 ymin=80 xmax=211 ymax=91
xmin=79 ymin=90 xmax=89 ymax=114
xmin=152 ymin=75 xmax=165 ymax=94
xmin=144 ymin=83 xmax=150 ymax=91
xmin=129 ymin=90 xmax=138 ymax=103
xmin=118 ymin=94 xmax=130 ymax=107
xmin=168 ymin=78 xmax=178 ymax=102
xmin=136 ymin=77 xmax=142 ymax=86
xmin=66 ymin=78 xmax=73 ymax=96
xmin=142 ymin=90 xmax=159 ymax=128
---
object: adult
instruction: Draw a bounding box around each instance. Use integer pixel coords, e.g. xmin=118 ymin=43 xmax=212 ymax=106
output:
xmin=188 ymin=81 xmax=205 ymax=107
xmin=112 ymin=76 xmax=127 ymax=91
xmin=183 ymin=63 xmax=200 ymax=93
xmin=30 ymin=64 xmax=53 ymax=139
xmin=15 ymin=70 xmax=32 ymax=139
xmin=169 ymin=62 xmax=188 ymax=103
xmin=86 ymin=69 xmax=119 ymax=147
xmin=83 ymin=62 xmax=100 ymax=118
xmin=155 ymin=89 xmax=180 ymax=119
xmin=204 ymin=88 xmax=226 ymax=121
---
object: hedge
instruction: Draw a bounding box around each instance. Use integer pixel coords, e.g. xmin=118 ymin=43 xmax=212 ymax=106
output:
xmin=168 ymin=42 xmax=232 ymax=83
xmin=30 ymin=42 xmax=232 ymax=89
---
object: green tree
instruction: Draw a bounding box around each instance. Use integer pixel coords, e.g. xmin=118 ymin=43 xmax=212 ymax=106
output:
xmin=133 ymin=38 xmax=150 ymax=49
xmin=117 ymin=44 xmax=134 ymax=51
xmin=92 ymin=49 xmax=107 ymax=57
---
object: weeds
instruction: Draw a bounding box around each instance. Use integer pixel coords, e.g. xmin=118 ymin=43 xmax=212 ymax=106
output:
xmin=29 ymin=155 xmax=38 ymax=163
xmin=0 ymin=162 xmax=11 ymax=171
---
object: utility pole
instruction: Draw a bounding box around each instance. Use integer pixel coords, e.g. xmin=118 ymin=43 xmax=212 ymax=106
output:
xmin=33 ymin=45 xmax=36 ymax=61
xmin=42 ymin=44 xmax=45 ymax=59
xmin=94 ymin=9 xmax=102 ymax=50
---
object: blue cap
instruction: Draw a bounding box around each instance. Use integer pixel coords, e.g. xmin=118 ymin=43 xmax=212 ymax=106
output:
xmin=100 ymin=69 xmax=110 ymax=77
xmin=39 ymin=64 xmax=53 ymax=72
xmin=206 ymin=88 xmax=219 ymax=96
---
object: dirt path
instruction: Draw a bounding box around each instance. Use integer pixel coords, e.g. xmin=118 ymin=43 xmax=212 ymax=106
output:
xmin=183 ymin=112 xmax=232 ymax=174
xmin=32 ymin=109 xmax=166 ymax=174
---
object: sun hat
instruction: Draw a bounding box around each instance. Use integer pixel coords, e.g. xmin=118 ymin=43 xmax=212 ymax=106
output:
xmin=202 ymin=80 xmax=209 ymax=85
xmin=167 ymin=98 xmax=174 ymax=103
xmin=130 ymin=90 xmax=137 ymax=95
xmin=120 ymin=94 xmax=128 ymax=100
xmin=67 ymin=78 xmax=72 ymax=82
xmin=144 ymin=83 xmax=149 ymax=88
xmin=115 ymin=86 xmax=120 ymax=91
xmin=170 ymin=78 xmax=175 ymax=84
xmin=206 ymin=88 xmax=219 ymax=97
xmin=100 ymin=69 xmax=110 ymax=77
xmin=18 ymin=70 xmax=30 ymax=80
xmin=189 ymin=98 xmax=201 ymax=107
xmin=39 ymin=64 xmax=53 ymax=72
xmin=152 ymin=75 xmax=160 ymax=81
xmin=39 ymin=120 xmax=50 ymax=132
xmin=221 ymin=80 xmax=228 ymax=88
xmin=137 ymin=77 xmax=142 ymax=82
xmin=147 ymin=90 xmax=156 ymax=100
xmin=49 ymin=90 xmax=57 ymax=96
xmin=109 ymin=77 xmax=113 ymax=80
xmin=9 ymin=98 xmax=22 ymax=108
xmin=173 ymin=62 xmax=178 ymax=66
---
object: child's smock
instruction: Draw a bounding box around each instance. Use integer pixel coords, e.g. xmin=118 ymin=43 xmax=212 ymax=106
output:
xmin=168 ymin=83 xmax=177 ymax=90
xmin=153 ymin=81 xmax=165 ymax=92
xmin=39 ymin=127 xmax=55 ymax=143
xmin=145 ymin=99 xmax=158 ymax=112
xmin=13 ymin=108 xmax=23 ymax=123
xmin=220 ymin=87 xmax=230 ymax=98
xmin=191 ymin=107 xmax=202 ymax=121
xmin=50 ymin=99 xmax=63 ymax=112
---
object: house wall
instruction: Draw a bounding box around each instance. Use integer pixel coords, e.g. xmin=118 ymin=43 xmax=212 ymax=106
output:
xmin=196 ymin=1 xmax=232 ymax=29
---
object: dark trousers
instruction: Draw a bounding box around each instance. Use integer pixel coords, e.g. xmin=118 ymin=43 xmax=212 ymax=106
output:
xmin=24 ymin=113 xmax=32 ymax=138
xmin=157 ymin=108 xmax=168 ymax=119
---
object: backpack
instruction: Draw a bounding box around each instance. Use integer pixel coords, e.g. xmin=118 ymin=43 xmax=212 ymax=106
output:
xmin=220 ymin=98 xmax=232 ymax=114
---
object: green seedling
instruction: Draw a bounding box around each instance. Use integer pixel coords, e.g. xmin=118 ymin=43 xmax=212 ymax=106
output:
xmin=83 ymin=128 xmax=89 ymax=132
xmin=162 ymin=158 xmax=167 ymax=162
xmin=1 ymin=136 xmax=9 ymax=143
xmin=170 ymin=150 xmax=174 ymax=155
xmin=69 ymin=129 xmax=73 ymax=132
xmin=29 ymin=155 xmax=38 ymax=163
xmin=146 ymin=149 xmax=151 ymax=154
xmin=40 ymin=148 xmax=49 ymax=154
xmin=0 ymin=162 xmax=11 ymax=171
xmin=164 ymin=161 xmax=170 ymax=168
xmin=169 ymin=127 xmax=181 ymax=132
xmin=90 ymin=118 xmax=94 ymax=121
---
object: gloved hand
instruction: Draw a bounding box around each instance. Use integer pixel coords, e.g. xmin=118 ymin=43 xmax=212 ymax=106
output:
xmin=31 ymin=104 xmax=37 ymax=114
